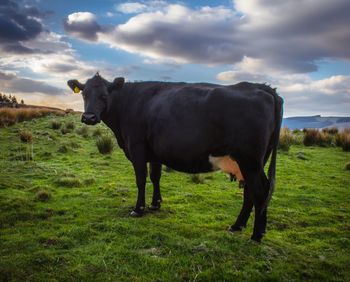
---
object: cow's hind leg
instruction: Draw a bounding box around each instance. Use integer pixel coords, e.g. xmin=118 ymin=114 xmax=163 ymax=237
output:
xmin=248 ymin=169 xmax=269 ymax=242
xmin=149 ymin=162 xmax=162 ymax=210
xmin=230 ymin=161 xmax=269 ymax=242
xmin=229 ymin=184 xmax=253 ymax=232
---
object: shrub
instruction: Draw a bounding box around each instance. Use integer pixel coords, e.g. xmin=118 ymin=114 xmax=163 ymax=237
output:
xmin=319 ymin=132 xmax=333 ymax=147
xmin=19 ymin=129 xmax=33 ymax=143
xmin=345 ymin=163 xmax=350 ymax=171
xmin=303 ymin=129 xmax=319 ymax=146
xmin=92 ymin=128 xmax=103 ymax=137
xmin=322 ymin=127 xmax=338 ymax=135
xmin=96 ymin=135 xmax=114 ymax=154
xmin=278 ymin=127 xmax=294 ymax=151
xmin=0 ymin=107 xmax=65 ymax=127
xmin=0 ymin=108 xmax=16 ymax=127
xmin=340 ymin=134 xmax=350 ymax=152
xmin=303 ymin=129 xmax=332 ymax=147
xmin=61 ymin=126 xmax=72 ymax=135
xmin=65 ymin=121 xmax=75 ymax=130
xmin=50 ymin=120 xmax=62 ymax=129
xmin=190 ymin=174 xmax=204 ymax=184
xmin=56 ymin=177 xmax=82 ymax=187
xmin=336 ymin=129 xmax=350 ymax=151
xmin=58 ymin=144 xmax=69 ymax=153
xmin=58 ymin=141 xmax=81 ymax=153
xmin=76 ymin=126 xmax=89 ymax=138
xmin=69 ymin=141 xmax=81 ymax=149
xmin=36 ymin=190 xmax=51 ymax=202
xmin=84 ymin=178 xmax=95 ymax=185
xmin=9 ymin=146 xmax=34 ymax=161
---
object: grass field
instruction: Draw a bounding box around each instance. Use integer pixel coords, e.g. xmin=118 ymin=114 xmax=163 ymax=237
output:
xmin=0 ymin=114 xmax=349 ymax=281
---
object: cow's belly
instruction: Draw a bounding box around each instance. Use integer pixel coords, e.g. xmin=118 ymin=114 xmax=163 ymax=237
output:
xmin=161 ymin=157 xmax=213 ymax=174
xmin=159 ymin=154 xmax=244 ymax=180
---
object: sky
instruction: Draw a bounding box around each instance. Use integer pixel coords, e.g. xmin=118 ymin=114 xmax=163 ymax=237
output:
xmin=0 ymin=0 xmax=349 ymax=117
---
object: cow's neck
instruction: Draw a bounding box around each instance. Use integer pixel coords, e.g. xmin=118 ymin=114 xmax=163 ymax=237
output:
xmin=101 ymin=87 xmax=125 ymax=148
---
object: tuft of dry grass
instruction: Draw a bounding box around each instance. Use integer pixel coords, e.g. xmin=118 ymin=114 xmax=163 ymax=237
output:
xmin=76 ymin=126 xmax=89 ymax=138
xmin=345 ymin=162 xmax=350 ymax=171
xmin=56 ymin=176 xmax=82 ymax=187
xmin=92 ymin=128 xmax=103 ymax=137
xmin=50 ymin=120 xmax=62 ymax=129
xmin=36 ymin=190 xmax=51 ymax=202
xmin=19 ymin=129 xmax=33 ymax=143
xmin=322 ymin=127 xmax=338 ymax=135
xmin=336 ymin=129 xmax=350 ymax=151
xmin=278 ymin=127 xmax=294 ymax=151
xmin=303 ymin=129 xmax=332 ymax=147
xmin=65 ymin=121 xmax=75 ymax=130
xmin=96 ymin=135 xmax=115 ymax=154
xmin=0 ymin=107 xmax=64 ymax=127
xmin=190 ymin=174 xmax=204 ymax=184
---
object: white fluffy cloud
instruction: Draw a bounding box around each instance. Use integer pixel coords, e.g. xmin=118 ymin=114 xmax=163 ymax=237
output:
xmin=116 ymin=1 xmax=168 ymax=14
xmin=65 ymin=0 xmax=350 ymax=73
xmin=116 ymin=2 xmax=148 ymax=14
xmin=217 ymin=62 xmax=350 ymax=116
xmin=63 ymin=12 xmax=102 ymax=41
xmin=89 ymin=4 xmax=241 ymax=65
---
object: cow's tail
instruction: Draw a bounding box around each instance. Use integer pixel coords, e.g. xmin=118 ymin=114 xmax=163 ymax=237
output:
xmin=264 ymin=91 xmax=283 ymax=211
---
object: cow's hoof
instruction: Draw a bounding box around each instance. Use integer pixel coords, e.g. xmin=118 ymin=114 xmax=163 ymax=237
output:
xmin=228 ymin=225 xmax=244 ymax=232
xmin=148 ymin=204 xmax=161 ymax=211
xmin=250 ymin=234 xmax=263 ymax=243
xmin=129 ymin=210 xmax=143 ymax=217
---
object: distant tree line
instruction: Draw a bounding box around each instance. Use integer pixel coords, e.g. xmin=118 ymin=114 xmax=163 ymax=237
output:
xmin=0 ymin=93 xmax=24 ymax=107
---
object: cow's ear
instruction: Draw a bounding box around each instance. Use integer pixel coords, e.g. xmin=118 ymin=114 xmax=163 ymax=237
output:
xmin=67 ymin=79 xmax=85 ymax=94
xmin=108 ymin=77 xmax=125 ymax=92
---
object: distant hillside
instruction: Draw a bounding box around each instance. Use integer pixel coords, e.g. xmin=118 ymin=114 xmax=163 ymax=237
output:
xmin=283 ymin=115 xmax=350 ymax=130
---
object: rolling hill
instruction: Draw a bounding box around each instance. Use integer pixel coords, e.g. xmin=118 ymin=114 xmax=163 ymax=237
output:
xmin=282 ymin=115 xmax=350 ymax=130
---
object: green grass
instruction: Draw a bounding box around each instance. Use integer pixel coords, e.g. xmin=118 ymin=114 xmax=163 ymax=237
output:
xmin=0 ymin=115 xmax=349 ymax=281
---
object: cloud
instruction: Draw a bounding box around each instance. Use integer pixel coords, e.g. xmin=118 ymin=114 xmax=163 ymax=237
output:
xmin=65 ymin=0 xmax=350 ymax=73
xmin=0 ymin=0 xmax=52 ymax=54
xmin=216 ymin=66 xmax=350 ymax=117
xmin=234 ymin=0 xmax=350 ymax=72
xmin=97 ymin=5 xmax=241 ymax=64
xmin=115 ymin=1 xmax=168 ymax=14
xmin=0 ymin=71 xmax=64 ymax=95
xmin=63 ymin=12 xmax=102 ymax=41
xmin=0 ymin=29 xmax=101 ymax=82
xmin=116 ymin=2 xmax=148 ymax=14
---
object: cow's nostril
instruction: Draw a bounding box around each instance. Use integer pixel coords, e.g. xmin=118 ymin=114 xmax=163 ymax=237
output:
xmin=81 ymin=113 xmax=98 ymax=124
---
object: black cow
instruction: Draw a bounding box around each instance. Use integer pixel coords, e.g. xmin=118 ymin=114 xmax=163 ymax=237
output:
xmin=68 ymin=73 xmax=283 ymax=242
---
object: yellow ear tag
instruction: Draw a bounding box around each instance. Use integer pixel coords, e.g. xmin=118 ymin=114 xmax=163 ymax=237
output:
xmin=73 ymin=86 xmax=80 ymax=93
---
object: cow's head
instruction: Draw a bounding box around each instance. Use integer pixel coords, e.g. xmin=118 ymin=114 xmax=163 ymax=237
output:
xmin=67 ymin=73 xmax=124 ymax=125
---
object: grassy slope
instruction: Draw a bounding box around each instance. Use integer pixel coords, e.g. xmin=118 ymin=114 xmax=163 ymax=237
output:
xmin=0 ymin=115 xmax=349 ymax=281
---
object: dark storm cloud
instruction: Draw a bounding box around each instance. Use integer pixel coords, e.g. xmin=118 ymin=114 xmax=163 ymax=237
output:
xmin=0 ymin=0 xmax=52 ymax=54
xmin=237 ymin=0 xmax=350 ymax=72
xmin=0 ymin=71 xmax=64 ymax=95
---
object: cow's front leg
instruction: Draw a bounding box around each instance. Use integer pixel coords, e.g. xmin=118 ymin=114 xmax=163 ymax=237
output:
xmin=129 ymin=145 xmax=147 ymax=217
xmin=149 ymin=162 xmax=162 ymax=210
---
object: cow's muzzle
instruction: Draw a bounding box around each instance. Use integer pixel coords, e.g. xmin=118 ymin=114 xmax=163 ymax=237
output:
xmin=81 ymin=112 xmax=100 ymax=125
